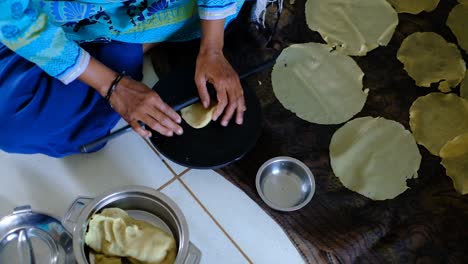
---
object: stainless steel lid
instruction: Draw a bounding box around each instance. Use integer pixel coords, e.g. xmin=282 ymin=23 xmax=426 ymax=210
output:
xmin=0 ymin=205 xmax=75 ymax=264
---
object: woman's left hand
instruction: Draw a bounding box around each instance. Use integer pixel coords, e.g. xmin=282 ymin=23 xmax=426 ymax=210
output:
xmin=195 ymin=49 xmax=246 ymax=126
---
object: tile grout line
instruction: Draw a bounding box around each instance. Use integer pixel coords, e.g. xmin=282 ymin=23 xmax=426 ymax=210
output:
xmin=142 ymin=137 xmax=187 ymax=178
xmin=177 ymin=177 xmax=254 ymax=264
xmin=157 ymin=177 xmax=178 ymax=191
xmin=162 ymin=159 xmax=178 ymax=177
xmin=142 ymin=137 xmax=254 ymax=262
xmin=158 ymin=168 xmax=191 ymax=191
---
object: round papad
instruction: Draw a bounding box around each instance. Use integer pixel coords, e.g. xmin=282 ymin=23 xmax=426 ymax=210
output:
xmin=461 ymin=73 xmax=468 ymax=99
xmin=397 ymin=32 xmax=466 ymax=92
xmin=440 ymin=133 xmax=468 ymax=195
xmin=330 ymin=117 xmax=421 ymax=200
xmin=409 ymin=93 xmax=468 ymax=156
xmin=387 ymin=0 xmax=440 ymax=14
xmin=447 ymin=3 xmax=468 ymax=54
xmin=272 ymin=43 xmax=368 ymax=125
xmin=305 ymin=0 xmax=398 ymax=56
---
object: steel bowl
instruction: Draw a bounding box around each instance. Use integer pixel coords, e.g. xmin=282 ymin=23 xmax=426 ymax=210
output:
xmin=62 ymin=185 xmax=200 ymax=264
xmin=256 ymin=157 xmax=315 ymax=211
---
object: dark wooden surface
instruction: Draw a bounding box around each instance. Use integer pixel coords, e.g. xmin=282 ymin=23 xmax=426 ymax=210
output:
xmin=151 ymin=0 xmax=468 ymax=263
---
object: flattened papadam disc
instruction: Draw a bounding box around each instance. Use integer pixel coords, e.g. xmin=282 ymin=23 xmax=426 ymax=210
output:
xmin=387 ymin=0 xmax=440 ymax=14
xmin=440 ymin=133 xmax=468 ymax=195
xmin=447 ymin=3 xmax=468 ymax=54
xmin=409 ymin=93 xmax=468 ymax=155
xmin=272 ymin=43 xmax=368 ymax=125
xmin=330 ymin=117 xmax=421 ymax=200
xmin=397 ymin=32 xmax=466 ymax=92
xmin=305 ymin=0 xmax=398 ymax=56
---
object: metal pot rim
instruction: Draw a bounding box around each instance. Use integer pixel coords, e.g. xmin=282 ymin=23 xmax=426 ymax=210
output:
xmin=67 ymin=185 xmax=190 ymax=264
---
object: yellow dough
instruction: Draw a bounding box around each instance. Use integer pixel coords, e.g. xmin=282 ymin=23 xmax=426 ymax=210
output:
xmin=440 ymin=133 xmax=468 ymax=195
xmin=461 ymin=73 xmax=468 ymax=99
xmin=95 ymin=255 xmax=123 ymax=264
xmin=397 ymin=32 xmax=466 ymax=92
xmin=387 ymin=0 xmax=439 ymax=14
xmin=458 ymin=0 xmax=468 ymax=4
xmin=85 ymin=208 xmax=177 ymax=264
xmin=181 ymin=102 xmax=217 ymax=129
xmin=447 ymin=3 xmax=468 ymax=54
xmin=409 ymin=93 xmax=468 ymax=156
xmin=305 ymin=0 xmax=398 ymax=56
xmin=329 ymin=117 xmax=421 ymax=200
xmin=271 ymin=43 xmax=369 ymax=125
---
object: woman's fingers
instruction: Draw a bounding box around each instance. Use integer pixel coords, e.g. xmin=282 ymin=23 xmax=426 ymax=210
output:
xmin=213 ymin=84 xmax=228 ymax=121
xmin=130 ymin=120 xmax=151 ymax=138
xmin=150 ymin=94 xmax=181 ymax=124
xmin=149 ymin=105 xmax=183 ymax=135
xmin=114 ymin=79 xmax=183 ymax=137
xmin=195 ymin=74 xmax=211 ymax=108
xmin=235 ymin=89 xmax=246 ymax=125
xmin=220 ymin=85 xmax=238 ymax=126
xmin=142 ymin=114 xmax=174 ymax=137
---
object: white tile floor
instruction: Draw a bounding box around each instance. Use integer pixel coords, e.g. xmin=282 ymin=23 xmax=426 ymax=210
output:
xmin=0 ymin=56 xmax=305 ymax=264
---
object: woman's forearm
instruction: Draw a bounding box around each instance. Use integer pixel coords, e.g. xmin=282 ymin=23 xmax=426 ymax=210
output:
xmin=78 ymin=57 xmax=118 ymax=97
xmin=200 ymin=19 xmax=226 ymax=53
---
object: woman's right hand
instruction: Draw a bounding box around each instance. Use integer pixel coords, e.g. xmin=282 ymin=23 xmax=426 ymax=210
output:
xmin=79 ymin=56 xmax=182 ymax=138
xmin=109 ymin=77 xmax=183 ymax=138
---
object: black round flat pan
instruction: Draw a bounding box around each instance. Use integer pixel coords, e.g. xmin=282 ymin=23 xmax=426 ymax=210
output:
xmin=149 ymin=70 xmax=262 ymax=169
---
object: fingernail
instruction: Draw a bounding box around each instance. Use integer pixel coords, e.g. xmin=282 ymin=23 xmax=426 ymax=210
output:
xmin=167 ymin=131 xmax=173 ymax=137
xmin=222 ymin=121 xmax=228 ymax=126
xmin=177 ymin=118 xmax=182 ymax=124
xmin=177 ymin=128 xmax=183 ymax=135
xmin=203 ymin=101 xmax=208 ymax=108
xmin=237 ymin=119 xmax=242 ymax=125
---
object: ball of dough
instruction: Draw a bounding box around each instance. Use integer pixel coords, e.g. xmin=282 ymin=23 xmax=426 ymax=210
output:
xmin=181 ymin=102 xmax=217 ymax=129
xmin=85 ymin=208 xmax=177 ymax=264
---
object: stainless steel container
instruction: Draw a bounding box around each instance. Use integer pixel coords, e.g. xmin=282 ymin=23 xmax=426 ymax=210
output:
xmin=63 ymin=185 xmax=200 ymax=264
xmin=256 ymin=156 xmax=315 ymax=211
xmin=0 ymin=185 xmax=201 ymax=264
xmin=0 ymin=205 xmax=75 ymax=264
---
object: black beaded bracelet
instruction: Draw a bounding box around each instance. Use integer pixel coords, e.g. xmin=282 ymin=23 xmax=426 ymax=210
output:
xmin=105 ymin=71 xmax=126 ymax=102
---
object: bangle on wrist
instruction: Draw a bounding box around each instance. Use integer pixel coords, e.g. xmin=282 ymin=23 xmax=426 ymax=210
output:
xmin=105 ymin=71 xmax=126 ymax=103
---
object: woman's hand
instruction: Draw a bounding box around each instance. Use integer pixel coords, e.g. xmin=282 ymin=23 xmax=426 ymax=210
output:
xmin=195 ymin=49 xmax=245 ymax=126
xmin=195 ymin=19 xmax=246 ymax=127
xmin=110 ymin=77 xmax=183 ymax=138
xmin=79 ymin=57 xmax=183 ymax=138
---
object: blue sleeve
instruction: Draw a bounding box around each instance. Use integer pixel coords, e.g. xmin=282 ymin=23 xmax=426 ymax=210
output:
xmin=197 ymin=0 xmax=237 ymax=20
xmin=0 ymin=0 xmax=90 ymax=84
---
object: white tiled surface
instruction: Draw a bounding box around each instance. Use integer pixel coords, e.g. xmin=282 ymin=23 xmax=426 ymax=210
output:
xmin=162 ymin=181 xmax=248 ymax=264
xmin=181 ymin=170 xmax=305 ymax=264
xmin=0 ymin=128 xmax=173 ymax=218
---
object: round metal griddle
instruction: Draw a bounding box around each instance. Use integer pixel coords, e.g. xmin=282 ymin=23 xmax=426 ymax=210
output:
xmin=149 ymin=70 xmax=262 ymax=169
